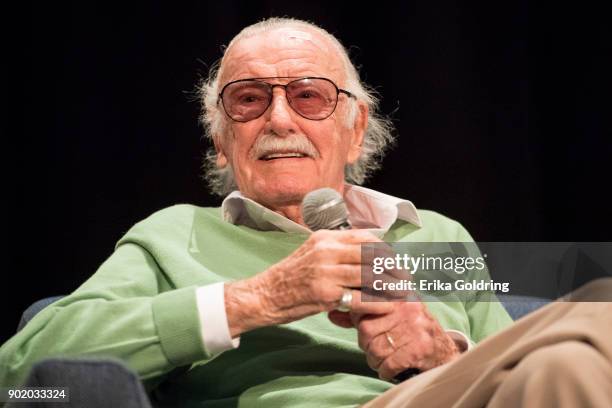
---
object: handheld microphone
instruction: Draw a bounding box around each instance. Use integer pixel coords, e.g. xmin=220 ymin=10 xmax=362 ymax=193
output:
xmin=301 ymin=188 xmax=352 ymax=231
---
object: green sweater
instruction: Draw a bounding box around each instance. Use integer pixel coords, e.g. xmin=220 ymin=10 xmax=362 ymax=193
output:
xmin=0 ymin=205 xmax=512 ymax=407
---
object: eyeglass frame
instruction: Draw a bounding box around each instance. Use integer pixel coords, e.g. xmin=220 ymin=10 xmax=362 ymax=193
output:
xmin=217 ymin=76 xmax=356 ymax=122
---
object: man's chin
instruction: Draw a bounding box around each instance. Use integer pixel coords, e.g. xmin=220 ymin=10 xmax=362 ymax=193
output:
xmin=249 ymin=183 xmax=317 ymax=207
xmin=241 ymin=174 xmax=344 ymax=207
xmin=264 ymin=187 xmax=311 ymax=204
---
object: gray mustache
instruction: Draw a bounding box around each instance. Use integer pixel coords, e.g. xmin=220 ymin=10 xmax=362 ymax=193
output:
xmin=250 ymin=134 xmax=320 ymax=160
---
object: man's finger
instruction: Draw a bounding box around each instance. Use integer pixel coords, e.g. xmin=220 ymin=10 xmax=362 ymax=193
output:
xmin=334 ymin=229 xmax=383 ymax=244
xmin=377 ymin=348 xmax=411 ymax=381
xmin=366 ymin=351 xmax=383 ymax=371
xmin=325 ymin=264 xmax=362 ymax=288
xmin=349 ymin=290 xmax=395 ymax=315
xmin=356 ymin=312 xmax=396 ymax=351
xmin=367 ymin=330 xmax=400 ymax=360
xmin=327 ymin=310 xmax=353 ymax=328
xmin=377 ymin=340 xmax=423 ymax=381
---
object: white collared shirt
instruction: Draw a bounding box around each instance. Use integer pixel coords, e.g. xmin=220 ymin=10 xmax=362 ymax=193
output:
xmin=221 ymin=184 xmax=422 ymax=235
xmin=196 ymin=185 xmax=469 ymax=355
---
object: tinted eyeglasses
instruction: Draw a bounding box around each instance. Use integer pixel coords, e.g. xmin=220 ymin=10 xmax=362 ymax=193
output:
xmin=218 ymin=76 xmax=355 ymax=122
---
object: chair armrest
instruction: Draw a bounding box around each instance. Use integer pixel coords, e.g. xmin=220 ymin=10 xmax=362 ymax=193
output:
xmin=17 ymin=296 xmax=65 ymax=332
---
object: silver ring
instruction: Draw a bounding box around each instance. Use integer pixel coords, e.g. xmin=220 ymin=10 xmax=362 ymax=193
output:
xmin=385 ymin=332 xmax=396 ymax=350
xmin=337 ymin=288 xmax=353 ymax=312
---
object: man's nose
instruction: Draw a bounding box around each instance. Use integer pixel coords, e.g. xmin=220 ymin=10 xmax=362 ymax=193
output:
xmin=264 ymin=88 xmax=297 ymax=136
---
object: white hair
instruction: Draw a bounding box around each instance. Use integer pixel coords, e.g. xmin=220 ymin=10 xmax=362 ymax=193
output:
xmin=198 ymin=17 xmax=396 ymax=196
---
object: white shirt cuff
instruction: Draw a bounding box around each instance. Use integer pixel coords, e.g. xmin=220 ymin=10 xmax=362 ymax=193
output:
xmin=445 ymin=329 xmax=473 ymax=352
xmin=196 ymin=282 xmax=241 ymax=356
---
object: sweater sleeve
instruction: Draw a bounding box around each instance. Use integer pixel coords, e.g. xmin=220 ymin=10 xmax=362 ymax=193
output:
xmin=0 ymin=242 xmax=211 ymax=388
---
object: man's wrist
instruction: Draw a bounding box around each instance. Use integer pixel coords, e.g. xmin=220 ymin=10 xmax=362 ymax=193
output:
xmin=224 ymin=277 xmax=270 ymax=337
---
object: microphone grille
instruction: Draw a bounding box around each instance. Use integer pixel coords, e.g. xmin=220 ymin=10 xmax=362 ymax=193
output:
xmin=302 ymin=188 xmax=349 ymax=231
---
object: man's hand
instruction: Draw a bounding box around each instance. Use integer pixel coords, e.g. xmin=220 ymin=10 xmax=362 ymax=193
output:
xmin=224 ymin=230 xmax=393 ymax=337
xmin=329 ymin=301 xmax=460 ymax=381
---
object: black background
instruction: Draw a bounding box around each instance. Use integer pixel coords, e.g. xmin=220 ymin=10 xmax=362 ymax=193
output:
xmin=4 ymin=1 xmax=609 ymax=343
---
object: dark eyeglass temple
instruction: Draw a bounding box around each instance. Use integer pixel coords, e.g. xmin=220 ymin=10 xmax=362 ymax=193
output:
xmin=339 ymin=89 xmax=355 ymax=99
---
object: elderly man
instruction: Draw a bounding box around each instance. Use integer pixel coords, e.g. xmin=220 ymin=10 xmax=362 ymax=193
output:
xmin=2 ymin=17 xmax=611 ymax=408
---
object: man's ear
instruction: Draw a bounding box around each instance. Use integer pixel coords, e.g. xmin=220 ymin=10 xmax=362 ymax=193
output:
xmin=347 ymin=102 xmax=368 ymax=164
xmin=213 ymin=135 xmax=228 ymax=168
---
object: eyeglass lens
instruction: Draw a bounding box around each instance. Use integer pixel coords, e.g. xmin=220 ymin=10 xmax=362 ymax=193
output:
xmin=221 ymin=78 xmax=338 ymax=122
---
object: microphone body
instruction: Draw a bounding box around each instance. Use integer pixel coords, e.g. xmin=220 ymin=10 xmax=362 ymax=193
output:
xmin=302 ymin=188 xmax=352 ymax=231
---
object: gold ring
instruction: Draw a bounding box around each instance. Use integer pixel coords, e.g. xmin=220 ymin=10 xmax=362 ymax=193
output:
xmin=385 ymin=332 xmax=396 ymax=350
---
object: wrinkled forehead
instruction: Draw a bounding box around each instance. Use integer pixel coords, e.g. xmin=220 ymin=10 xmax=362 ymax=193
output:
xmin=219 ymin=27 xmax=346 ymax=86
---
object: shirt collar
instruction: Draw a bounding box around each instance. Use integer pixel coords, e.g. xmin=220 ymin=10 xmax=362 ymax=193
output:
xmin=221 ymin=184 xmax=422 ymax=238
